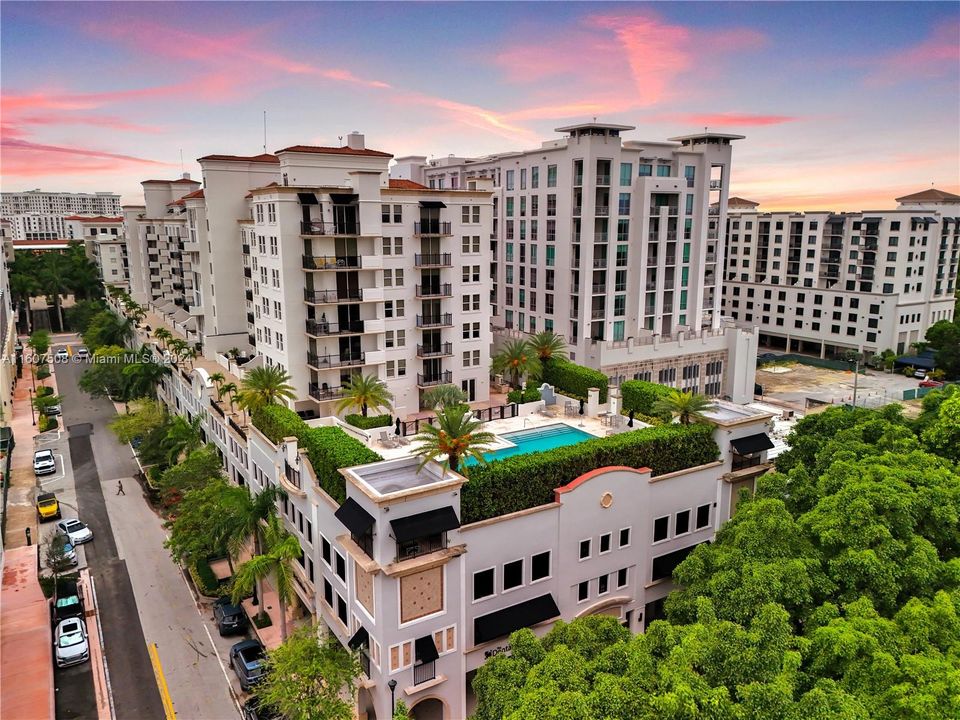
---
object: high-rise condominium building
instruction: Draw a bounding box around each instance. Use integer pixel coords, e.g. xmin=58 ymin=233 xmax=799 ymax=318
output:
xmin=395 ymin=123 xmax=758 ymax=403
xmin=721 ymin=188 xmax=959 ymax=357
xmin=1 ymin=189 xmax=122 ymax=217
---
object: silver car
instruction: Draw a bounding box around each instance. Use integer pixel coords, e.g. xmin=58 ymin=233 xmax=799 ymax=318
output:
xmin=55 ymin=618 xmax=89 ymax=667
xmin=56 ymin=518 xmax=94 ymax=545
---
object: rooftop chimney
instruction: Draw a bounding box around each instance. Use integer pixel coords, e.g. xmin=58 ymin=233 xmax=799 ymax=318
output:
xmin=346 ymin=132 xmax=365 ymax=150
xmin=181 ymin=172 xmax=191 ymax=180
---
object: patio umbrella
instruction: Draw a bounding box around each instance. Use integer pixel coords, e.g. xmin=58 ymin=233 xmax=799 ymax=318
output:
xmin=628 ymin=410 xmax=635 ymax=428
xmin=578 ymin=399 xmax=585 ymax=415
xmin=395 ymin=417 xmax=401 ymax=436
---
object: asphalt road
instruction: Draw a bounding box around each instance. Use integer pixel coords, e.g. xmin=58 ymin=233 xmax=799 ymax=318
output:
xmin=54 ymin=345 xmax=240 ymax=720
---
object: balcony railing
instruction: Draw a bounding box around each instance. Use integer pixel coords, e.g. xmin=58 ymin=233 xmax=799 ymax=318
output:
xmin=591 ymin=283 xmax=606 ymax=293
xmin=594 ymin=232 xmax=608 ymax=243
xmin=596 ymin=174 xmax=611 ymax=186
xmin=595 ymin=206 xmax=610 ymax=217
xmin=664 ymin=255 xmax=677 ymax=265
xmin=417 ymin=371 xmax=453 ymax=387
xmin=303 ymin=255 xmax=360 ymax=270
xmin=592 ymin=258 xmax=607 ymax=268
xmin=572 ymin=206 xmax=582 ymax=216
xmin=644 ymin=305 xmax=656 ymax=315
xmin=414 ymin=253 xmax=452 ymax=267
xmin=304 ymin=288 xmax=363 ymax=304
xmin=416 ymin=313 xmax=453 ymax=328
xmin=415 ymin=283 xmax=452 ymax=298
xmin=646 ymin=281 xmax=657 ymax=290
xmin=309 ymin=383 xmax=345 ymax=401
xmin=709 ymin=180 xmax=722 ymax=190
xmin=413 ymin=661 xmax=436 ymax=686
xmin=414 ymin=221 xmax=452 ymax=236
xmin=301 ymin=220 xmax=361 ymax=236
xmin=305 ymin=319 xmax=365 ymax=336
xmin=417 ymin=343 xmax=453 ymax=358
xmin=705 ymin=253 xmax=717 ymax=262
xmin=306 ymin=352 xmax=366 ymax=369
xmin=590 ymin=309 xmax=605 ymax=319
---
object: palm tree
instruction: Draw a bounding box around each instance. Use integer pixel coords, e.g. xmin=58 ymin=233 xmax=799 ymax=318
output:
xmin=491 ymin=339 xmax=541 ymax=388
xmin=168 ymin=338 xmax=188 ymax=366
xmin=236 ymin=366 xmax=296 ymax=414
xmin=107 ymin=285 xmax=126 ymax=301
xmin=209 ymin=372 xmax=225 ymax=394
xmin=221 ymin=485 xmax=284 ymax=609
xmin=528 ymin=331 xmax=567 ymax=363
xmin=218 ymin=382 xmax=238 ymax=413
xmin=231 ymin=513 xmax=302 ymax=641
xmin=162 ymin=415 xmax=202 ymax=463
xmin=412 ymin=406 xmax=496 ymax=474
xmin=153 ymin=327 xmax=172 ymax=351
xmin=651 ymin=389 xmax=716 ymax=425
xmin=121 ymin=349 xmax=171 ymax=399
xmin=420 ymin=384 xmax=467 ymax=412
xmin=38 ymin=253 xmax=72 ymax=332
xmin=9 ymin=272 xmax=38 ymax=333
xmin=335 ymin=374 xmax=393 ymax=417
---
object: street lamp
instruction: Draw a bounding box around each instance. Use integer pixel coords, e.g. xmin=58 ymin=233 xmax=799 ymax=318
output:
xmin=388 ymin=679 xmax=397 ymax=713
xmin=28 ymin=387 xmax=35 ymax=426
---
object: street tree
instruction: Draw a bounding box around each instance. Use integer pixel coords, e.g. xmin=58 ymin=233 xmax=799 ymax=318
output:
xmin=157 ymin=445 xmax=224 ymax=505
xmin=109 ymin=399 xmax=167 ymax=444
xmin=44 ymin=530 xmax=74 ymax=582
xmin=78 ymin=345 xmax=130 ymax=400
xmin=162 ymin=415 xmax=202 ymax=464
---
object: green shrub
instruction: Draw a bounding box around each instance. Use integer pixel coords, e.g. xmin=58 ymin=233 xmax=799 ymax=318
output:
xmin=253 ymin=405 xmax=382 ymax=503
xmin=36 ymin=386 xmax=53 ymax=397
xmin=345 ymin=414 xmax=393 ymax=430
xmin=252 ymin=612 xmax=273 ymax=629
xmin=541 ymin=358 xmax=608 ymax=402
xmin=507 ymin=386 xmax=542 ymax=404
xmin=461 ymin=424 xmax=718 ymax=524
xmin=36 ymin=365 xmax=51 ymax=380
xmin=38 ymin=414 xmax=58 ymax=432
xmin=620 ymin=380 xmax=674 ymax=416
xmin=189 ymin=556 xmax=221 ymax=596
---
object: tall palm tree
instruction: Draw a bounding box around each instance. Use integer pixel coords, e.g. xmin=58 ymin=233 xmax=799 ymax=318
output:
xmin=162 ymin=415 xmax=202 ymax=463
xmin=420 ymin=384 xmax=467 ymax=412
xmin=528 ymin=331 xmax=567 ymax=363
xmin=209 ymin=372 xmax=225 ymax=395
xmin=222 ymin=485 xmax=284 ymax=610
xmin=218 ymin=382 xmax=238 ymax=413
xmin=9 ymin=272 xmax=38 ymax=333
xmin=121 ymin=349 xmax=171 ymax=399
xmin=231 ymin=513 xmax=302 ymax=641
xmin=335 ymin=373 xmax=393 ymax=417
xmin=153 ymin=327 xmax=172 ymax=350
xmin=236 ymin=366 xmax=296 ymax=414
xmin=168 ymin=338 xmax=188 ymax=366
xmin=412 ymin=406 xmax=496 ymax=474
xmin=491 ymin=339 xmax=541 ymax=389
xmin=651 ymin=389 xmax=716 ymax=425
xmin=38 ymin=252 xmax=72 ymax=332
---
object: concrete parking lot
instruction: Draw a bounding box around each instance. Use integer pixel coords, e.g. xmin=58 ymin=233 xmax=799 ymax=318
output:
xmin=756 ymin=361 xmax=925 ymax=409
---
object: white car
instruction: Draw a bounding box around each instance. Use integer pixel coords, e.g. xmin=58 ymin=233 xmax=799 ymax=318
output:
xmin=76 ymin=347 xmax=90 ymax=360
xmin=54 ymin=348 xmax=69 ymax=362
xmin=56 ymin=518 xmax=93 ymax=545
xmin=55 ymin=618 xmax=89 ymax=667
xmin=33 ymin=449 xmax=56 ymax=476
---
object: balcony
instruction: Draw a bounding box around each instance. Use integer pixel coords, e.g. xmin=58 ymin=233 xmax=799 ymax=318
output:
xmin=302 ymin=255 xmax=360 ymax=270
xmin=664 ymin=255 xmax=677 ymax=265
xmin=416 ymin=342 xmax=453 ymax=358
xmin=590 ymin=309 xmax=605 ymax=319
xmin=596 ymin=175 xmax=611 ymax=186
xmin=705 ymin=253 xmax=717 ymax=262
xmin=301 ymin=220 xmax=361 ymax=236
xmin=592 ymin=258 xmax=607 ymax=268
xmin=416 ymin=313 xmax=453 ymax=329
xmin=594 ymin=232 xmax=608 ymax=243
xmin=415 ymin=283 xmax=452 ymax=298
xmin=414 ymin=253 xmax=452 ymax=268
xmin=414 ymin=221 xmax=452 ymax=236
xmin=644 ymin=305 xmax=656 ymax=315
xmin=305 ymin=319 xmax=365 ymax=337
xmin=309 ymin=384 xmax=345 ymax=402
xmin=306 ymin=352 xmax=366 ymax=370
xmin=709 ymin=180 xmax=722 ymax=190
xmin=646 ymin=281 xmax=657 ymax=290
xmin=243 ymin=267 xmax=252 ymax=278
xmin=595 ymin=206 xmax=610 ymax=217
xmin=417 ymin=371 xmax=453 ymax=387
xmin=304 ymin=288 xmax=363 ymax=304
xmin=413 ymin=661 xmax=436 ymax=686
xmin=591 ymin=283 xmax=606 ymax=294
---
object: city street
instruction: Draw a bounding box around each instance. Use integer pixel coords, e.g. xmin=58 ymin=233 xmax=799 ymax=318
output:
xmin=52 ymin=345 xmax=240 ymax=720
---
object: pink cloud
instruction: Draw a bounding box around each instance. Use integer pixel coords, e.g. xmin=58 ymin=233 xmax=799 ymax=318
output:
xmin=866 ymin=25 xmax=960 ymax=86
xmin=1 ymin=137 xmax=173 ymax=178
xmin=652 ymin=112 xmax=799 ymax=127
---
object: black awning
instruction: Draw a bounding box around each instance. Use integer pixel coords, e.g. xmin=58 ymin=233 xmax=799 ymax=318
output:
xmin=297 ymin=192 xmax=319 ymax=205
xmin=861 ymin=216 xmax=881 ymax=223
xmin=348 ymin=626 xmax=369 ymax=650
xmin=827 ymin=214 xmax=846 ymax=222
xmin=924 ymin=216 xmax=939 ymax=223
xmin=329 ymin=193 xmax=358 ymax=204
xmin=911 ymin=216 xmax=925 ymax=223
xmin=730 ymin=432 xmax=775 ymax=455
xmin=474 ymin=593 xmax=560 ymax=645
xmin=335 ymin=498 xmax=375 ymax=536
xmin=418 ymin=200 xmax=446 ymax=209
xmin=391 ymin=506 xmax=460 ymax=543
xmin=415 ymin=635 xmax=439 ymax=663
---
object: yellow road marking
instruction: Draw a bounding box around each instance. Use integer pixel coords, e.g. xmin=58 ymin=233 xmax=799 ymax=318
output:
xmin=148 ymin=642 xmax=177 ymax=720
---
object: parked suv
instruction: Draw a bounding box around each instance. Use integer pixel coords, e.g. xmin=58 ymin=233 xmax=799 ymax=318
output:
xmin=213 ymin=597 xmax=249 ymax=636
xmin=34 ymin=449 xmax=56 ymax=476
xmin=54 ymin=348 xmax=69 ymax=362
xmin=230 ymin=639 xmax=266 ymax=691
xmin=55 ymin=618 xmax=90 ymax=667
xmin=51 ymin=579 xmax=85 ymax=625
xmin=37 ymin=492 xmax=61 ymax=521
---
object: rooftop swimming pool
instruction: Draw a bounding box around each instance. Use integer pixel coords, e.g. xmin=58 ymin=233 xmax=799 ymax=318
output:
xmin=466 ymin=423 xmax=595 ymax=465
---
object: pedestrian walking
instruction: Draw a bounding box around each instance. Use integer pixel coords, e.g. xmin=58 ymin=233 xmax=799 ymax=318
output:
xmin=116 ymin=479 xmax=125 ymax=495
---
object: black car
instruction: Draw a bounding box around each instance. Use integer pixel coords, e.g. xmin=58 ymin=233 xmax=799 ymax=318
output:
xmin=242 ymin=697 xmax=280 ymax=720
xmin=213 ymin=596 xmax=248 ymax=636
xmin=230 ymin=639 xmax=266 ymax=691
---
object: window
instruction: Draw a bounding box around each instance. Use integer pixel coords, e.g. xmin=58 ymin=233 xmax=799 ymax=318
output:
xmin=577 ymin=581 xmax=589 ymax=602
xmin=323 ymin=579 xmax=333 ymax=607
xmin=579 ymin=538 xmax=591 ymax=560
xmin=503 ymin=559 xmax=523 ymax=591
xmin=695 ymin=504 xmax=711 ymax=530
xmin=389 ymin=640 xmax=414 ymax=673
xmin=656 ymin=164 xmax=671 ymax=177
xmin=638 ymin=163 xmax=652 ymax=176
xmin=335 ymin=551 xmax=346 ymax=581
xmin=619 ymin=162 xmax=633 ymax=186
xmin=619 ymin=527 xmax=631 ymax=548
xmin=598 ymin=574 xmax=609 ymax=595
xmin=653 ymin=516 xmax=669 ymax=542
xmin=462 ymin=235 xmax=481 ymax=253
xmin=617 ymin=568 xmax=628 ymax=588
xmin=675 ymin=510 xmax=691 ymax=536
xmin=473 ymin=568 xmax=495 ymax=600
xmin=531 ymin=551 xmax=550 ymax=582
xmin=547 ymin=164 xmax=557 ymax=187
xmin=531 ymin=166 xmax=539 ymax=188
xmin=599 ymin=533 xmax=611 ymax=554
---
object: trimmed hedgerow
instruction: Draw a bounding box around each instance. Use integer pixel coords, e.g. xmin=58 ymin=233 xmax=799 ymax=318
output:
xmin=345 ymin=414 xmax=393 ymax=430
xmin=620 ymin=380 xmax=674 ymax=417
xmin=460 ymin=423 xmax=718 ymax=524
xmin=541 ymin=358 xmax=608 ymax=402
xmin=507 ymin=386 xmax=542 ymax=404
xmin=252 ymin=405 xmax=382 ymax=504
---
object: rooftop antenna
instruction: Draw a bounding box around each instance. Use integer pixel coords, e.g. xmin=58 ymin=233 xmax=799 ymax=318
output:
xmin=263 ymin=110 xmax=268 ymax=153
xmin=338 ymin=135 xmax=343 ymax=147
xmin=179 ymin=148 xmax=184 ymax=174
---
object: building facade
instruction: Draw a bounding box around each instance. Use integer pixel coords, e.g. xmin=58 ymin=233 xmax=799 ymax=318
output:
xmin=722 ymin=189 xmax=959 ymax=357
xmin=63 ymin=216 xmax=129 ymax=289
xmin=1 ymin=189 xmax=122 ymax=217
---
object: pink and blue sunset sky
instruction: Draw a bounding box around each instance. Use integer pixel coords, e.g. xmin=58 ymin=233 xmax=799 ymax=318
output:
xmin=1 ymin=1 xmax=958 ymax=210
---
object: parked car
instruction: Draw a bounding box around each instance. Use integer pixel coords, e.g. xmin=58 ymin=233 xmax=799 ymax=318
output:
xmin=913 ymin=368 xmax=928 ymax=379
xmin=54 ymin=348 xmax=69 ymax=362
xmin=54 ymin=541 xmax=79 ymax=567
xmin=230 ymin=639 xmax=267 ymax=691
xmin=52 ymin=580 xmax=84 ymax=624
xmin=213 ymin=596 xmax=248 ymax=636
xmin=56 ymin=518 xmax=93 ymax=545
xmin=919 ymin=379 xmax=944 ymax=388
xmin=75 ymin=347 xmax=90 ymax=360
xmin=242 ymin=698 xmax=280 ymax=720
xmin=43 ymin=403 xmax=62 ymax=417
xmin=36 ymin=492 xmax=61 ymax=521
xmin=34 ymin=449 xmax=56 ymax=476
xmin=54 ymin=618 xmax=90 ymax=667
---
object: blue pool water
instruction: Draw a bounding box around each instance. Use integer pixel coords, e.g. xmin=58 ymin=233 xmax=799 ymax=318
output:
xmin=466 ymin=423 xmax=595 ymax=465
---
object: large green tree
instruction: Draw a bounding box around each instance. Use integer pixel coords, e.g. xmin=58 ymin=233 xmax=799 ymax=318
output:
xmin=78 ymin=345 xmax=131 ymax=399
xmin=109 ymin=399 xmax=167 ymax=444
xmin=335 ymin=373 xmax=392 ymax=417
xmin=82 ymin=311 xmax=134 ymax=351
xmin=924 ymin=318 xmax=960 ymax=379
xmin=236 ymin=365 xmax=296 ymax=414
xmin=491 ymin=339 xmax=541 ymax=388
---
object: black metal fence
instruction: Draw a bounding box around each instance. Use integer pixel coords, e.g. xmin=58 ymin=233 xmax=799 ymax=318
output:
xmin=399 ymin=403 xmax=518 ymax=436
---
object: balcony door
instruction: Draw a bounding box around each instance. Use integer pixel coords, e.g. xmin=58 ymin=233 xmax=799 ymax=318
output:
xmin=334 ymin=237 xmax=358 ymax=261
xmin=336 ymin=270 xmax=360 ymax=300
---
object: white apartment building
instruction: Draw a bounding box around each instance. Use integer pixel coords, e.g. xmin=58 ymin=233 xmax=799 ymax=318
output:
xmin=1 ymin=189 xmax=121 ymax=217
xmin=396 ymin=124 xmax=758 ymax=402
xmin=5 ymin=213 xmax=69 ymax=241
xmin=722 ymin=188 xmax=959 ymax=357
xmin=63 ymin=216 xmax=130 ymax=288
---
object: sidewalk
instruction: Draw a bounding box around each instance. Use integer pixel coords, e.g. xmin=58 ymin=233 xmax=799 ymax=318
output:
xmin=0 ymin=545 xmax=55 ymax=720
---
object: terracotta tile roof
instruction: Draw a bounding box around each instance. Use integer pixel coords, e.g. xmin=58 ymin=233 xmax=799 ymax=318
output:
xmin=141 ymin=178 xmax=201 ymax=185
xmin=388 ymin=179 xmax=428 ymax=190
xmin=13 ymin=238 xmax=71 ymax=246
xmin=244 ymin=192 xmax=253 ymax=199
xmin=180 ymin=189 xmax=205 ymax=200
xmin=276 ymin=144 xmax=393 ymax=159
xmin=63 ymin=215 xmax=122 ymax=222
xmin=725 ymin=197 xmax=760 ymax=208
xmin=198 ymin=153 xmax=280 ymax=164
xmin=895 ymin=188 xmax=960 ymax=203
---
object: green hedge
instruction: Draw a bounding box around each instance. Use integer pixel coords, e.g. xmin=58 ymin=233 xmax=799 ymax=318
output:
xmin=507 ymin=386 xmax=542 ymax=404
xmin=345 ymin=414 xmax=393 ymax=430
xmin=36 ymin=386 xmax=54 ymax=397
xmin=253 ymin=405 xmax=382 ymax=504
xmin=190 ymin=556 xmax=221 ymax=596
xmin=620 ymin=380 xmax=674 ymax=416
xmin=461 ymin=423 xmax=718 ymax=524
xmin=542 ymin=358 xmax=608 ymax=402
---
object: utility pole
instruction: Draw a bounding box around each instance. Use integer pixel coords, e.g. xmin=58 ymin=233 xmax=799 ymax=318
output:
xmin=852 ymin=356 xmax=860 ymax=407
